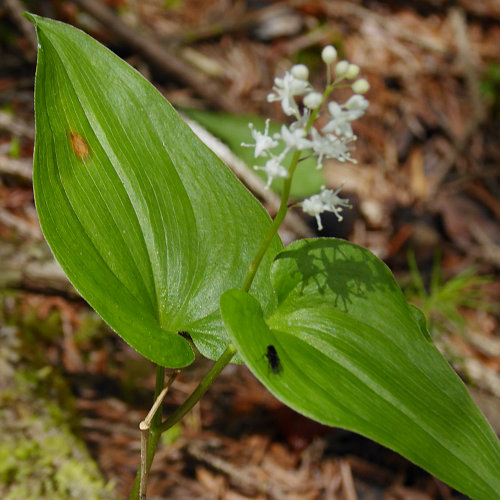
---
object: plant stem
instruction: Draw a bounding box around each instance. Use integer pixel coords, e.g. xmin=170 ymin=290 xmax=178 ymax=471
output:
xmin=242 ymin=149 xmax=301 ymax=292
xmin=130 ymin=86 xmax=342 ymax=499
xmin=241 ymin=88 xmax=338 ymax=294
xmin=159 ymin=343 xmax=237 ymax=433
xmin=153 ymin=365 xmax=165 ymax=427
xmin=128 ymin=141 xmax=302 ymax=497
xmin=129 ymin=422 xmax=162 ymax=500
xmin=129 ymin=365 xmax=171 ymax=500
xmin=130 ymin=337 xmax=237 ymax=499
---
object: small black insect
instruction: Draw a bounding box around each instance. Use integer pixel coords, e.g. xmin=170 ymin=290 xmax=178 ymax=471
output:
xmin=265 ymin=344 xmax=282 ymax=374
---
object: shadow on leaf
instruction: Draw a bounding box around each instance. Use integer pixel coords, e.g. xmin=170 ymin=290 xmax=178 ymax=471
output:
xmin=273 ymin=239 xmax=392 ymax=312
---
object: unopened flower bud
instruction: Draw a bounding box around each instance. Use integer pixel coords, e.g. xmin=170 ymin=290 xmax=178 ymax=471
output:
xmin=291 ymin=64 xmax=309 ymax=81
xmin=321 ymin=45 xmax=337 ymax=65
xmin=303 ymin=92 xmax=323 ymax=109
xmin=352 ymin=78 xmax=370 ymax=94
xmin=335 ymin=60 xmax=349 ymax=76
xmin=345 ymin=64 xmax=360 ymax=79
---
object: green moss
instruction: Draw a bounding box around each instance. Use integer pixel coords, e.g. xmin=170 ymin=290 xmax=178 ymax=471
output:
xmin=73 ymin=312 xmax=108 ymax=343
xmin=0 ymin=383 xmax=118 ymax=500
xmin=0 ymin=294 xmax=119 ymax=500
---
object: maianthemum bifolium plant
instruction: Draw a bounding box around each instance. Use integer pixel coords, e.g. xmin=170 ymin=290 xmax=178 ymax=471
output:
xmin=25 ymin=14 xmax=500 ymax=500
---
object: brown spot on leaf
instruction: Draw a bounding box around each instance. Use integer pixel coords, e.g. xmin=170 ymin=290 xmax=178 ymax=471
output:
xmin=70 ymin=133 xmax=89 ymax=158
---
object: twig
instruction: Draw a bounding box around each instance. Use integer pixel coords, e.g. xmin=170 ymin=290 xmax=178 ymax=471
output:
xmin=0 ymin=240 xmax=76 ymax=295
xmin=466 ymin=182 xmax=500 ymax=223
xmin=463 ymin=358 xmax=500 ymax=398
xmin=450 ymin=8 xmax=485 ymax=124
xmin=399 ymin=0 xmax=500 ymax=21
xmin=4 ymin=0 xmax=38 ymax=61
xmin=138 ymin=370 xmax=179 ymax=500
xmin=0 ymin=155 xmax=32 ymax=181
xmin=469 ymin=223 xmax=500 ymax=269
xmin=187 ymin=440 xmax=289 ymax=500
xmin=428 ymin=7 xmax=486 ymax=198
xmin=339 ymin=459 xmax=358 ymax=500
xmin=0 ymin=207 xmax=41 ymax=239
xmin=322 ymin=0 xmax=448 ymax=54
xmin=70 ymin=0 xmax=236 ymax=112
xmin=0 ymin=111 xmax=35 ymax=139
xmin=163 ymin=3 xmax=297 ymax=45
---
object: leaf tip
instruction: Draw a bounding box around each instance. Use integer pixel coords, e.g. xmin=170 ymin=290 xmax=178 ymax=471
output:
xmin=22 ymin=12 xmax=37 ymax=25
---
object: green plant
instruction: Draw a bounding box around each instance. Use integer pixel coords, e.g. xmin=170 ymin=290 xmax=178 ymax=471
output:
xmin=0 ymin=304 xmax=116 ymax=500
xmin=480 ymin=61 xmax=500 ymax=117
xmin=26 ymin=14 xmax=500 ymax=500
xmin=405 ymin=250 xmax=493 ymax=337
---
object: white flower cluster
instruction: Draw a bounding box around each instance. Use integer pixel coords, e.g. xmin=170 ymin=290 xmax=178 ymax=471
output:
xmin=242 ymin=45 xmax=370 ymax=229
xmin=302 ymin=186 xmax=351 ymax=231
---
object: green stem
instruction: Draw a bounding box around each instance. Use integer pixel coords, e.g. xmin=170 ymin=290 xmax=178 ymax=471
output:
xmin=242 ymin=149 xmax=301 ymax=292
xmin=128 ymin=365 xmax=167 ymax=500
xmin=241 ymin=98 xmax=328 ymax=294
xmin=160 ymin=343 xmax=237 ymax=432
xmin=129 ymin=335 xmax=237 ymax=499
xmin=130 ymin=84 xmax=341 ymax=499
xmin=152 ymin=365 xmax=165 ymax=427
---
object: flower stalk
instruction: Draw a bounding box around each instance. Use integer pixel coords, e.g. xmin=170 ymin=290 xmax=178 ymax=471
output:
xmin=130 ymin=45 xmax=370 ymax=500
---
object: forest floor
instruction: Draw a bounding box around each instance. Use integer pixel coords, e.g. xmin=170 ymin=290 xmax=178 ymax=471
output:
xmin=1 ymin=0 xmax=500 ymax=499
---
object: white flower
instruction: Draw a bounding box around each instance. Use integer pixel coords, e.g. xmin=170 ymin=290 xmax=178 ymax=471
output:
xmin=291 ymin=64 xmax=309 ymax=81
xmin=345 ymin=64 xmax=360 ymax=79
xmin=352 ymin=78 xmax=370 ymax=94
xmin=302 ymin=186 xmax=351 ymax=230
xmin=303 ymin=91 xmax=323 ymax=109
xmin=254 ymin=155 xmax=288 ymax=188
xmin=322 ymin=102 xmax=354 ymax=137
xmin=321 ymin=45 xmax=337 ymax=65
xmin=319 ymin=187 xmax=351 ymax=221
xmin=344 ymin=94 xmax=369 ymax=114
xmin=290 ymin=107 xmax=311 ymax=131
xmin=276 ymin=124 xmax=312 ymax=152
xmin=322 ymin=95 xmax=369 ymax=138
xmin=310 ymin=127 xmax=357 ymax=168
xmin=267 ymin=71 xmax=312 ymax=117
xmin=302 ymin=194 xmax=326 ymax=230
xmin=241 ymin=120 xmax=278 ymax=158
xmin=335 ymin=60 xmax=349 ymax=77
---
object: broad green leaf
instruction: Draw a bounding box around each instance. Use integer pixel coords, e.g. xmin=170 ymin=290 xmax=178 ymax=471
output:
xmin=28 ymin=14 xmax=282 ymax=368
xmin=184 ymin=109 xmax=324 ymax=199
xmin=221 ymin=238 xmax=500 ymax=499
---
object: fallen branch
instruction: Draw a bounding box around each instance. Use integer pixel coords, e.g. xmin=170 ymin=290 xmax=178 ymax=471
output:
xmin=160 ymin=3 xmax=297 ymax=45
xmin=428 ymin=7 xmax=486 ymax=197
xmin=0 ymin=240 xmax=76 ymax=295
xmin=0 ymin=207 xmax=40 ymax=239
xmin=0 ymin=111 xmax=35 ymax=139
xmin=4 ymin=0 xmax=37 ymax=61
xmin=323 ymin=1 xmax=449 ymax=54
xmin=71 ymin=0 xmax=236 ymax=112
xmin=139 ymin=370 xmax=179 ymax=500
xmin=0 ymin=155 xmax=32 ymax=181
